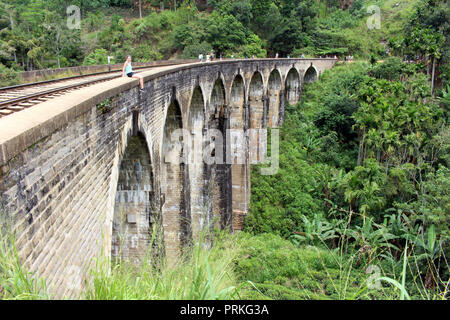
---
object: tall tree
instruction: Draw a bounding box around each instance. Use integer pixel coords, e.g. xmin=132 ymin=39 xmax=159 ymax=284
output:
xmin=0 ymin=1 xmax=15 ymax=30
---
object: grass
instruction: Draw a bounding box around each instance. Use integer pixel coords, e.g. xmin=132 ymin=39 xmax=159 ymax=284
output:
xmin=83 ymin=231 xmax=243 ymax=300
xmin=1 ymin=225 xmax=448 ymax=300
xmin=0 ymin=230 xmax=49 ymax=300
xmin=234 ymin=231 xmax=449 ymax=300
xmin=235 ymin=232 xmax=393 ymax=300
xmin=0 ymin=227 xmax=244 ymax=300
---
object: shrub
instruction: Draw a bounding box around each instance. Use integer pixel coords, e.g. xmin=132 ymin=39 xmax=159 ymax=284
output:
xmin=182 ymin=42 xmax=213 ymax=59
xmin=370 ymin=57 xmax=406 ymax=80
xmin=82 ymin=48 xmax=113 ymax=66
xmin=0 ymin=64 xmax=20 ymax=87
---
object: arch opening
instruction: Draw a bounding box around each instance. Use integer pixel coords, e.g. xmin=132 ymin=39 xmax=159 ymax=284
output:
xmin=161 ymin=99 xmax=190 ymax=261
xmin=230 ymin=75 xmax=245 ymax=130
xmin=249 ymin=72 xmax=265 ymax=164
xmin=207 ymin=78 xmax=232 ymax=230
xmin=304 ymin=66 xmax=318 ymax=83
xmin=187 ymin=86 xmax=206 ymax=240
xmin=229 ymin=74 xmax=248 ymax=230
xmin=112 ymin=131 xmax=155 ymax=264
xmin=285 ymin=68 xmax=301 ymax=105
xmin=267 ymin=70 xmax=282 ymax=128
xmin=249 ymin=72 xmax=264 ymax=129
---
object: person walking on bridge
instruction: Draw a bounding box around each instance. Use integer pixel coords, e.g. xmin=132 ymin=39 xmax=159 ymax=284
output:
xmin=122 ymin=55 xmax=144 ymax=91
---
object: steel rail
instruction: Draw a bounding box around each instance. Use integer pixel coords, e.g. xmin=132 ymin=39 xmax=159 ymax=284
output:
xmin=0 ymin=63 xmax=176 ymax=93
xmin=0 ymin=62 xmax=188 ymax=118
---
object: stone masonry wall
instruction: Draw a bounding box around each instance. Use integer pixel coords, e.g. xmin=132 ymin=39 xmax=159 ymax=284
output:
xmin=0 ymin=88 xmax=138 ymax=298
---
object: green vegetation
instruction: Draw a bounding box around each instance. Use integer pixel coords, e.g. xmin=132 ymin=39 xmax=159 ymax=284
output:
xmin=96 ymin=97 xmax=113 ymax=113
xmin=0 ymin=63 xmax=20 ymax=86
xmin=241 ymin=4 xmax=449 ymax=299
xmin=2 ymin=226 xmax=447 ymax=300
xmin=0 ymin=0 xmax=448 ymax=301
xmin=84 ymin=232 xmax=242 ymax=300
xmin=246 ymin=58 xmax=449 ymax=298
xmin=1 ymin=0 xmax=446 ymax=84
xmin=0 ymin=229 xmax=48 ymax=299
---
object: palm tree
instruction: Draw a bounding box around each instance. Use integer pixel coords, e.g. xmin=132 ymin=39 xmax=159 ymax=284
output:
xmin=428 ymin=33 xmax=444 ymax=94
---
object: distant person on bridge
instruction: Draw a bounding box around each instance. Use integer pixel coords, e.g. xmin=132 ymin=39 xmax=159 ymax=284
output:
xmin=122 ymin=55 xmax=144 ymax=91
xmin=199 ymin=53 xmax=204 ymax=62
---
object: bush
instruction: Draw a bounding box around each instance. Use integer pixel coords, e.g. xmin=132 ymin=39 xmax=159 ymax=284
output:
xmin=82 ymin=48 xmax=113 ymax=66
xmin=0 ymin=64 xmax=20 ymax=87
xmin=235 ymin=233 xmax=395 ymax=300
xmin=231 ymin=34 xmax=267 ymax=58
xmin=132 ymin=44 xmax=163 ymax=61
xmin=370 ymin=57 xmax=406 ymax=80
xmin=181 ymin=42 xmax=213 ymax=59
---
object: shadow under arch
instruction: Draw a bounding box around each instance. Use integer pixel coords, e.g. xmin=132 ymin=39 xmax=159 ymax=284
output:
xmin=285 ymin=67 xmax=301 ymax=105
xmin=160 ymin=98 xmax=191 ymax=262
xmin=209 ymin=77 xmax=227 ymax=120
xmin=248 ymin=71 xmax=266 ymax=166
xmin=111 ymin=129 xmax=157 ymax=264
xmin=304 ymin=65 xmax=318 ymax=83
xmin=229 ymin=73 xmax=249 ymax=230
xmin=267 ymin=69 xmax=282 ymax=128
xmin=206 ymin=77 xmax=232 ymax=231
xmin=230 ymin=74 xmax=246 ymax=130
xmin=248 ymin=71 xmax=264 ymax=129
xmin=187 ymin=86 xmax=207 ymax=241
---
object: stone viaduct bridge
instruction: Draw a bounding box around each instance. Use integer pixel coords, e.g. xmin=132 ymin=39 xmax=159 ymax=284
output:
xmin=0 ymin=58 xmax=336 ymax=297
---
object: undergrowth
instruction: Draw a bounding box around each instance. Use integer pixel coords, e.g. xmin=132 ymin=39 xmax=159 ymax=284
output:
xmin=1 ymin=227 xmax=447 ymax=300
xmin=83 ymin=232 xmax=243 ymax=300
xmin=0 ymin=229 xmax=49 ymax=300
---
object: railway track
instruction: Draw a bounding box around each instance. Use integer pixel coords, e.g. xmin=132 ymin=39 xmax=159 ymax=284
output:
xmin=0 ymin=62 xmax=187 ymax=118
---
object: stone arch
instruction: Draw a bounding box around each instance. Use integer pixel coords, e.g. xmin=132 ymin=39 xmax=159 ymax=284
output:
xmin=161 ymin=99 xmax=190 ymax=261
xmin=267 ymin=69 xmax=282 ymax=128
xmin=304 ymin=65 xmax=318 ymax=83
xmin=111 ymin=130 xmax=155 ymax=264
xmin=188 ymin=86 xmax=206 ymax=133
xmin=187 ymin=86 xmax=207 ymax=240
xmin=248 ymin=71 xmax=265 ymax=129
xmin=229 ymin=74 xmax=249 ymax=230
xmin=206 ymin=78 xmax=232 ymax=230
xmin=285 ymin=68 xmax=301 ymax=105
xmin=229 ymin=74 xmax=246 ymax=130
xmin=209 ymin=77 xmax=227 ymax=120
xmin=248 ymin=71 xmax=265 ymax=164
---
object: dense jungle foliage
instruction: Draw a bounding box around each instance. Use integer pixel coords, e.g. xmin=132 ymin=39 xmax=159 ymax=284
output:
xmin=245 ymin=59 xmax=449 ymax=299
xmin=1 ymin=0 xmax=447 ymax=81
xmin=0 ymin=0 xmax=448 ymax=300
